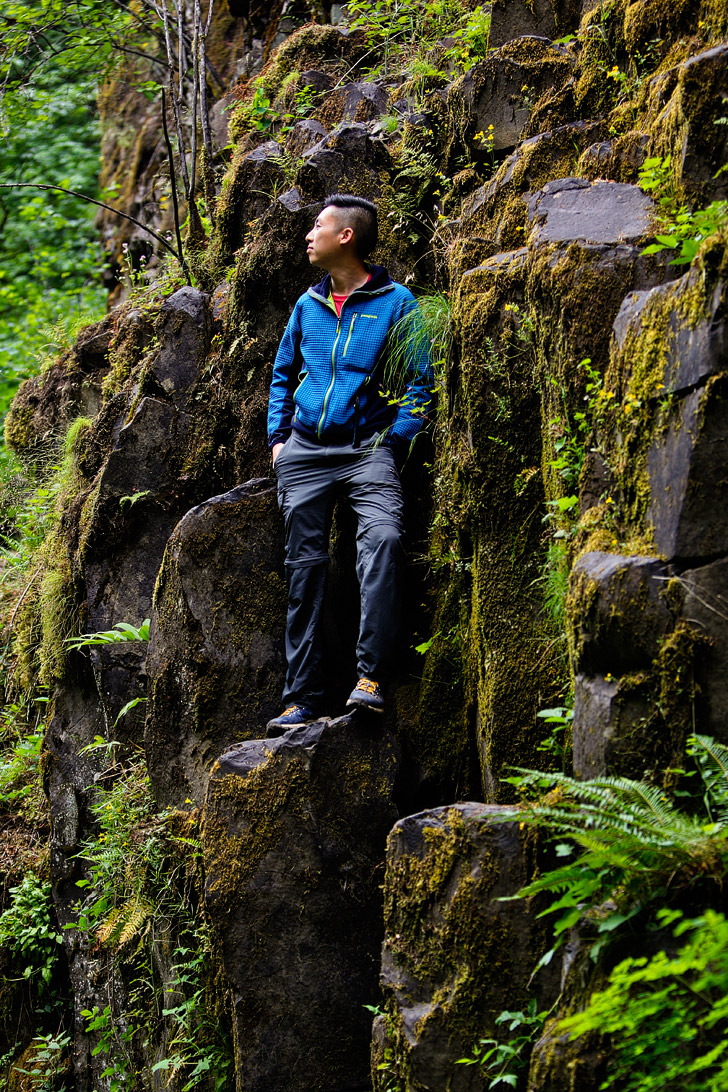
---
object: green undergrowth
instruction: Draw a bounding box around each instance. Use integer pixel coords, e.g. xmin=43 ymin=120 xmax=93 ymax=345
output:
xmin=60 ymin=742 xmax=232 ymax=1092
xmin=1 ymin=416 xmax=92 ymax=691
xmin=462 ymin=733 xmax=728 ymax=1088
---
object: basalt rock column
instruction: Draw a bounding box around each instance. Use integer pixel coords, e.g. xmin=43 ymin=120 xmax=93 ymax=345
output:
xmin=145 ymin=478 xmax=287 ymax=808
xmin=374 ymin=802 xmax=559 ymax=1092
xmin=203 ymin=714 xmax=398 ymax=1092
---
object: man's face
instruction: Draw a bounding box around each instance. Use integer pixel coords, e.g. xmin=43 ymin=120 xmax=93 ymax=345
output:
xmin=306 ymin=206 xmax=350 ymax=268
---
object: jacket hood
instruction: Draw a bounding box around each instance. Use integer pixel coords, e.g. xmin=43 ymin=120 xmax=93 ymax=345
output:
xmin=309 ymin=263 xmax=393 ymax=299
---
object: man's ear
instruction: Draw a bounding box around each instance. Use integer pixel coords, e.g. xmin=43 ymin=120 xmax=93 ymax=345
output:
xmin=339 ymin=226 xmax=355 ymax=246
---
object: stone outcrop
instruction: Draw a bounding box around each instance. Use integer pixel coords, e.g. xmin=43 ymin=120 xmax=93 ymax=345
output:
xmin=146 ymin=479 xmax=287 ymax=808
xmin=568 ymin=249 xmax=728 ymax=779
xmin=203 ymin=714 xmax=398 ymax=1092
xmin=374 ymin=803 xmax=559 ymax=1092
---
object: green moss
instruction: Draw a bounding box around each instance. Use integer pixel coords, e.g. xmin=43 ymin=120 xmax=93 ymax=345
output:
xmin=3 ymin=402 xmax=35 ymax=455
xmin=601 ymin=250 xmax=718 ymax=539
xmin=204 ymin=756 xmax=310 ymax=907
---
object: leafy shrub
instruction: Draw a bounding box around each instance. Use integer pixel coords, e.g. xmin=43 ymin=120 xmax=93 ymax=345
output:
xmin=560 ymin=909 xmax=728 ymax=1092
xmin=639 ymin=156 xmax=728 ymax=265
xmin=0 ymin=872 xmax=63 ymax=992
xmin=507 ymin=735 xmax=728 ymax=964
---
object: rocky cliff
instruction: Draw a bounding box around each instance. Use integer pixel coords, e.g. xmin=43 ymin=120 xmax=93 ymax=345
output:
xmin=2 ymin=0 xmax=728 ymax=1088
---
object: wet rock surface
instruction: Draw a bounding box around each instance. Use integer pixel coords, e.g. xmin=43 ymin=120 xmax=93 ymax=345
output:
xmin=204 ymin=713 xmax=398 ymax=1092
xmin=526 ymin=178 xmax=654 ymax=245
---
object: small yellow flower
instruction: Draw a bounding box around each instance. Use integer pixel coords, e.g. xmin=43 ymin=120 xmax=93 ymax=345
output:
xmin=605 ymin=496 xmax=614 ymax=504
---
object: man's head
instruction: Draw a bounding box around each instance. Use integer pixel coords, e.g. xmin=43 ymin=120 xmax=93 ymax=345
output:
xmin=306 ymin=194 xmax=378 ymax=269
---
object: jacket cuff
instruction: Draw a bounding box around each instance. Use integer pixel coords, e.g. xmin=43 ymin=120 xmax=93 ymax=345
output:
xmin=268 ymin=429 xmax=292 ymax=450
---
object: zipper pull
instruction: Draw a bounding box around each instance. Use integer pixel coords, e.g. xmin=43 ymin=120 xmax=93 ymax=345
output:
xmin=353 ymin=395 xmax=360 ymax=448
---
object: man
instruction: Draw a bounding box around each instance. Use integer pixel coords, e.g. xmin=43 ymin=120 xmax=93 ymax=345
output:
xmin=266 ymin=193 xmax=432 ymax=735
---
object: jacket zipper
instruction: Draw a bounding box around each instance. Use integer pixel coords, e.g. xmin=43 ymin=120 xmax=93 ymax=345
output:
xmin=317 ymin=315 xmax=342 ymax=438
xmin=342 ymin=313 xmax=358 ymax=357
xmin=353 ymin=395 xmax=360 ymax=448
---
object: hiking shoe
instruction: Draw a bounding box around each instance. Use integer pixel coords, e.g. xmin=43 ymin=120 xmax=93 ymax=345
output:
xmin=265 ymin=704 xmax=318 ymax=737
xmin=346 ymin=678 xmax=385 ymax=713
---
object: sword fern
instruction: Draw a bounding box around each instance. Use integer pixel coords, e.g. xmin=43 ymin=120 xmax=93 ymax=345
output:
xmin=505 ymin=735 xmax=728 ymax=958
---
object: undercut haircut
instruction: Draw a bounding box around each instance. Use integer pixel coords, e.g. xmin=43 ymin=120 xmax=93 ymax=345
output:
xmin=324 ymin=194 xmax=378 ymax=259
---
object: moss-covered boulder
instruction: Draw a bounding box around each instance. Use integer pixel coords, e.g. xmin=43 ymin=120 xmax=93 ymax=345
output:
xmin=375 ymin=802 xmax=558 ymax=1092
xmin=203 ymin=714 xmax=398 ymax=1092
xmin=146 ymin=479 xmax=286 ymax=808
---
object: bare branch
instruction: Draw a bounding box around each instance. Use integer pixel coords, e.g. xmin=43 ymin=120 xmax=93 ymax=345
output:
xmin=0 ymin=182 xmax=187 ymax=272
xmin=161 ymin=89 xmax=191 ymax=282
xmin=190 ymin=0 xmax=201 ymax=201
xmin=160 ymin=0 xmax=190 ymax=195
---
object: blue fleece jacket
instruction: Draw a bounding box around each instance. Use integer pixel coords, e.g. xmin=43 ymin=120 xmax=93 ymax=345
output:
xmin=267 ymin=265 xmax=433 ymax=453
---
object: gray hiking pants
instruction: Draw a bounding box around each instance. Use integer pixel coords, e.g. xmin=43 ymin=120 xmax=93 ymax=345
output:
xmin=274 ymin=431 xmax=404 ymax=709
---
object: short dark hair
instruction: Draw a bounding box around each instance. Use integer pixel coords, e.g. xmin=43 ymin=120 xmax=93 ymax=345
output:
xmin=324 ymin=194 xmax=378 ymax=259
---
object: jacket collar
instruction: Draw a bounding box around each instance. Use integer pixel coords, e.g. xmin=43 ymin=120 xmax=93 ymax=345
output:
xmin=308 ymin=263 xmax=393 ymax=303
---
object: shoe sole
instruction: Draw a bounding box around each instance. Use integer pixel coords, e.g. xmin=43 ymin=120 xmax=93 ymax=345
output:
xmin=346 ymin=697 xmax=384 ymax=713
xmin=265 ymin=718 xmax=318 ymax=738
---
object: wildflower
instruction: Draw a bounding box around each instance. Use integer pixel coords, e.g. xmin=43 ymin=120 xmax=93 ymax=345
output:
xmin=605 ymin=496 xmax=614 ymax=505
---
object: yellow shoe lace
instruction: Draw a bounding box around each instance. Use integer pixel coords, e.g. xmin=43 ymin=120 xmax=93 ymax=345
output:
xmin=357 ymin=678 xmax=379 ymax=695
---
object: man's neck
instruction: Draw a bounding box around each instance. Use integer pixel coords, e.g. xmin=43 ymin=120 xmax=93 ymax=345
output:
xmin=327 ymin=259 xmax=370 ymax=297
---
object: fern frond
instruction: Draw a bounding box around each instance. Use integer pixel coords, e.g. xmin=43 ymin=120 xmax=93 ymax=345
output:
xmin=690 ymin=734 xmax=728 ymax=820
xmin=96 ymin=905 xmax=123 ymax=944
xmin=117 ymin=898 xmax=152 ymax=947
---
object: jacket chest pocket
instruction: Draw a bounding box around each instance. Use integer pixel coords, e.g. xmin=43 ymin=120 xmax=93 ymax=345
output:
xmin=341 ymin=312 xmax=382 ymax=365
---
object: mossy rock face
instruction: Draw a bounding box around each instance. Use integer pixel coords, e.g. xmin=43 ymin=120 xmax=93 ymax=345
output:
xmin=212 ymin=141 xmax=288 ymax=259
xmin=528 ymin=1015 xmax=608 ymax=1092
xmin=569 ymin=552 xmax=674 ymax=676
xmin=203 ymin=714 xmax=398 ymax=1092
xmin=146 ymin=479 xmax=286 ymax=808
xmin=603 ymin=243 xmax=727 ymax=554
xmin=446 ymin=38 xmax=576 ymax=167
xmin=645 ymin=42 xmax=728 ymax=202
xmin=431 ymin=248 xmax=561 ymax=800
xmin=295 ymin=121 xmax=393 ymax=204
xmin=4 ymin=315 xmax=115 ymax=465
xmin=460 ymin=121 xmax=607 ymax=248
xmin=377 ymin=803 xmax=559 ymax=1092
